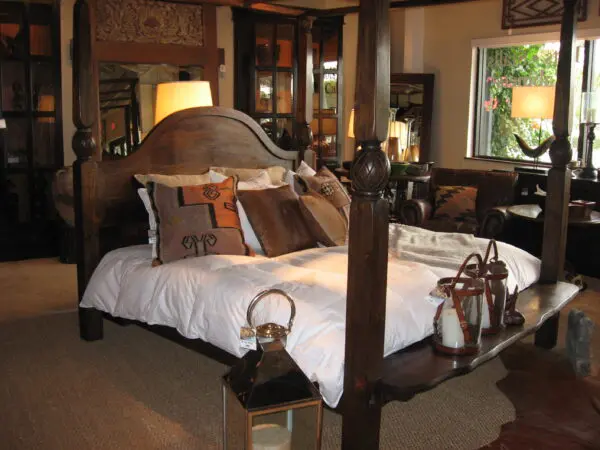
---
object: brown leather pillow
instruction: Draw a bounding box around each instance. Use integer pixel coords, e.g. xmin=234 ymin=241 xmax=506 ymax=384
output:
xmin=297 ymin=166 xmax=351 ymax=223
xmin=238 ymin=186 xmax=317 ymax=257
xmin=149 ymin=177 xmax=253 ymax=264
xmin=298 ymin=191 xmax=347 ymax=246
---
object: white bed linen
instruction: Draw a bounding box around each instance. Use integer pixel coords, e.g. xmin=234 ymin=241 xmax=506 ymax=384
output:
xmin=80 ymin=224 xmax=540 ymax=407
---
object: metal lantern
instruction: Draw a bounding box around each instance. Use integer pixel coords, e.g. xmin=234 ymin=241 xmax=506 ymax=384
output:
xmin=433 ymin=253 xmax=486 ymax=356
xmin=223 ymin=289 xmax=323 ymax=450
xmin=479 ymin=239 xmax=510 ymax=335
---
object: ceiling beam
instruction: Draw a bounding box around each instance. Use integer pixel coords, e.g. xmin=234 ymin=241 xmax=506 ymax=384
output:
xmin=305 ymin=0 xmax=480 ymax=17
xmin=158 ymin=0 xmax=306 ymax=15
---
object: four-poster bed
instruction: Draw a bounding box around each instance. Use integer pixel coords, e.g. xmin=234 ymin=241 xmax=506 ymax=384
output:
xmin=72 ymin=0 xmax=582 ymax=448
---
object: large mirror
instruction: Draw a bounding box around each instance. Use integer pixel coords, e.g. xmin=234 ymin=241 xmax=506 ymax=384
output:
xmin=99 ymin=63 xmax=204 ymax=157
xmin=389 ymin=73 xmax=434 ymax=163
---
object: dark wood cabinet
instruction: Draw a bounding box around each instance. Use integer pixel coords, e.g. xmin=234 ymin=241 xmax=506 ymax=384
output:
xmin=311 ymin=17 xmax=343 ymax=169
xmin=234 ymin=11 xmax=343 ymax=162
xmin=234 ymin=10 xmax=298 ymax=149
xmin=0 ymin=1 xmax=62 ymax=261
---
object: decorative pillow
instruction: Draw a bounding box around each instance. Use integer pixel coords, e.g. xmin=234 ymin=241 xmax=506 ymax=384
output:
xmin=149 ymin=177 xmax=253 ymax=264
xmin=433 ymin=185 xmax=478 ymax=222
xmin=210 ymin=166 xmax=287 ymax=185
xmin=298 ymin=190 xmax=347 ymax=247
xmin=210 ymin=169 xmax=280 ymax=256
xmin=134 ymin=172 xmax=210 ymax=187
xmin=297 ymin=166 xmax=351 ymax=223
xmin=238 ymin=186 xmax=317 ymax=257
xmin=284 ymin=161 xmax=316 ymax=198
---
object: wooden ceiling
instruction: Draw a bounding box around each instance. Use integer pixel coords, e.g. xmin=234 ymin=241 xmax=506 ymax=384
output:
xmin=160 ymin=0 xmax=479 ymax=16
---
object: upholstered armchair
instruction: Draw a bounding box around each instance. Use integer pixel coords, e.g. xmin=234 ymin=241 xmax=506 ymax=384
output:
xmin=398 ymin=168 xmax=518 ymax=239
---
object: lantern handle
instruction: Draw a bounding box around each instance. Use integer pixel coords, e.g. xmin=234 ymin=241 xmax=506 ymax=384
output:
xmin=246 ymin=288 xmax=296 ymax=333
xmin=482 ymin=239 xmax=500 ymax=265
xmin=450 ymin=252 xmax=484 ymax=289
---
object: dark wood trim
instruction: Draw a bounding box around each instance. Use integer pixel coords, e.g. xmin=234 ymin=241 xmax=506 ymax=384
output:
xmin=305 ymin=0 xmax=480 ymax=17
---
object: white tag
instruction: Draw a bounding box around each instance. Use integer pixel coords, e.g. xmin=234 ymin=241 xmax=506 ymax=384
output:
xmin=426 ymin=295 xmax=446 ymax=307
xmin=0 ymin=118 xmax=6 ymax=129
xmin=239 ymin=326 xmax=257 ymax=351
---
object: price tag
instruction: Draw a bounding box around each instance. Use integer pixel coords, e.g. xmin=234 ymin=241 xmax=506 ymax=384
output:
xmin=239 ymin=326 xmax=257 ymax=351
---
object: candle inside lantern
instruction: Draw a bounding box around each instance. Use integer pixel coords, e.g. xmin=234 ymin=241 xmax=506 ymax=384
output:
xmin=252 ymin=424 xmax=292 ymax=450
xmin=440 ymin=308 xmax=465 ymax=349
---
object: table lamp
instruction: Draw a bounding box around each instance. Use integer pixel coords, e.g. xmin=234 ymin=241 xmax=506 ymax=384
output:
xmin=154 ymin=80 xmax=213 ymax=125
xmin=510 ymin=86 xmax=555 ymax=166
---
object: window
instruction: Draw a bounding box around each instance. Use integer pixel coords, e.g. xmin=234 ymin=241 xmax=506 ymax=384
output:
xmin=471 ymin=37 xmax=596 ymax=165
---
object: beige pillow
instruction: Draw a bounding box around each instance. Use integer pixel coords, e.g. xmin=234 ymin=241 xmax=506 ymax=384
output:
xmin=298 ymin=191 xmax=347 ymax=246
xmin=297 ymin=166 xmax=351 ymax=223
xmin=134 ymin=172 xmax=210 ymax=187
xmin=211 ymin=166 xmax=287 ymax=185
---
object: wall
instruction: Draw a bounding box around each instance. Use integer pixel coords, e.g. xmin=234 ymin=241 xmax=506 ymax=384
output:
xmin=216 ymin=7 xmax=234 ymax=108
xmin=421 ymin=0 xmax=600 ymax=170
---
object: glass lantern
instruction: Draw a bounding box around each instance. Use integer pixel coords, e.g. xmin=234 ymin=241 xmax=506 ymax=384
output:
xmin=433 ymin=253 xmax=486 ymax=356
xmin=223 ymin=289 xmax=323 ymax=450
xmin=480 ymin=239 xmax=509 ymax=335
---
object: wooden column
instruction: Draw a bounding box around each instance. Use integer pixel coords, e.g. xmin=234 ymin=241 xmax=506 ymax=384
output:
xmin=342 ymin=0 xmax=390 ymax=449
xmin=73 ymin=0 xmax=103 ymax=341
xmin=296 ymin=16 xmax=316 ymax=168
xmin=536 ymin=0 xmax=579 ymax=349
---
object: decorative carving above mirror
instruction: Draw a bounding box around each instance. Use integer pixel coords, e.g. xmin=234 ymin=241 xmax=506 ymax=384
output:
xmin=390 ymin=73 xmax=434 ymax=164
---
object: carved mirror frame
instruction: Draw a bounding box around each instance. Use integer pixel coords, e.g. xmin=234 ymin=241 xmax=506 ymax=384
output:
xmin=390 ymin=73 xmax=434 ymax=163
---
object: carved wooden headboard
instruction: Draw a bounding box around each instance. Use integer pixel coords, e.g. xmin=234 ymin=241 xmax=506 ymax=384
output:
xmin=92 ymin=106 xmax=299 ymax=252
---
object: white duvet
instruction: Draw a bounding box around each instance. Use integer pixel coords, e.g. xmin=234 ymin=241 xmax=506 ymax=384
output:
xmin=80 ymin=224 xmax=540 ymax=407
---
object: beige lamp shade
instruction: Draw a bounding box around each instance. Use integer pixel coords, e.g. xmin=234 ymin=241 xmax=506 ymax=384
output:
xmin=511 ymin=86 xmax=555 ymax=120
xmin=154 ymin=81 xmax=213 ymax=124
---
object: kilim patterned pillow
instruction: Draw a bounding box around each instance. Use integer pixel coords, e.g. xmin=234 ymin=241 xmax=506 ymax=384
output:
xmin=433 ymin=185 xmax=478 ymax=222
xmin=149 ymin=177 xmax=254 ymax=264
xmin=297 ymin=166 xmax=351 ymax=223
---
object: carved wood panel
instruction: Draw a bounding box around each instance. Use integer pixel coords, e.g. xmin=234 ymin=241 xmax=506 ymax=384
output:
xmin=95 ymin=0 xmax=204 ymax=46
xmin=502 ymin=0 xmax=587 ymax=29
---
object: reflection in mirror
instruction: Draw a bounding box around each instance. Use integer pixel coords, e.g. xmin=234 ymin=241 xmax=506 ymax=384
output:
xmin=99 ymin=63 xmax=204 ymax=157
xmin=389 ymin=73 xmax=434 ymax=164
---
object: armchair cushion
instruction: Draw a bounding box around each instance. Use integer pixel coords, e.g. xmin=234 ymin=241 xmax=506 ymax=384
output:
xmin=432 ymin=185 xmax=478 ymax=222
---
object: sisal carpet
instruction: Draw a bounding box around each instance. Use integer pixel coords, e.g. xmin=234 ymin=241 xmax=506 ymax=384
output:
xmin=0 ymin=312 xmax=515 ymax=450
xmin=0 ymin=258 xmax=77 ymax=321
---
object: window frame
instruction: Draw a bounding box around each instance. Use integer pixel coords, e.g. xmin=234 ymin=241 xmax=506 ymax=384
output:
xmin=468 ymin=29 xmax=600 ymax=165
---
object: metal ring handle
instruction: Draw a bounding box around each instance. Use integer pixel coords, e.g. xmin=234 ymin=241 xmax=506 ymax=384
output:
xmin=246 ymin=288 xmax=296 ymax=332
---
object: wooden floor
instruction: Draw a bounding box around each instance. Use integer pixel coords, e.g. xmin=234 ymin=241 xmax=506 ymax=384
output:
xmin=484 ymin=282 xmax=600 ymax=449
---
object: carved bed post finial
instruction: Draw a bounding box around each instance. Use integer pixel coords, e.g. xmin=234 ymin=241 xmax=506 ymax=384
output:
xmin=296 ymin=16 xmax=316 ymax=168
xmin=343 ymin=0 xmax=390 ymax=449
xmin=73 ymin=0 xmax=103 ymax=341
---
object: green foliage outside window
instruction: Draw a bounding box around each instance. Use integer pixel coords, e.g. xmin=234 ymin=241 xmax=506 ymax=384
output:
xmin=484 ymin=44 xmax=558 ymax=159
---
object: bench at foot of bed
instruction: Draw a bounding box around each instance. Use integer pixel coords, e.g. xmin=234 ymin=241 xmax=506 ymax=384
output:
xmin=377 ymin=281 xmax=579 ymax=404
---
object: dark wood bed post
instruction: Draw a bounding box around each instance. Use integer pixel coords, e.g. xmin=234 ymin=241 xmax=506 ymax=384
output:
xmin=342 ymin=0 xmax=390 ymax=448
xmin=535 ymin=0 xmax=579 ymax=349
xmin=73 ymin=0 xmax=103 ymax=341
xmin=297 ymin=16 xmax=316 ymax=169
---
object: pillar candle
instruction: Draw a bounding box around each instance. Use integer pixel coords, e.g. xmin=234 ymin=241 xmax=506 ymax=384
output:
xmin=440 ymin=308 xmax=465 ymax=349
